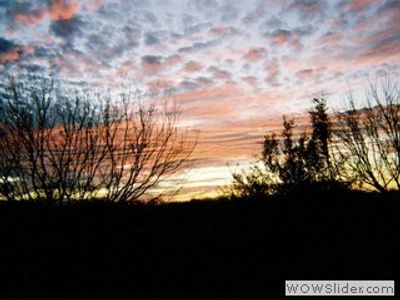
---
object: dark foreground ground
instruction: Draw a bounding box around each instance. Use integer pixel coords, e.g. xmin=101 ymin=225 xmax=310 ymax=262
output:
xmin=0 ymin=191 xmax=399 ymax=299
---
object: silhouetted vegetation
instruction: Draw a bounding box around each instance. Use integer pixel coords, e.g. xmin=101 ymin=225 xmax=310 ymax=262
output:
xmin=229 ymin=80 xmax=400 ymax=198
xmin=335 ymin=80 xmax=400 ymax=192
xmin=0 ymin=191 xmax=399 ymax=298
xmin=0 ymin=77 xmax=196 ymax=203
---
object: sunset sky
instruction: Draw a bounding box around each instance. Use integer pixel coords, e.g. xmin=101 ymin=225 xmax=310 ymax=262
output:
xmin=1 ymin=0 xmax=400 ymax=200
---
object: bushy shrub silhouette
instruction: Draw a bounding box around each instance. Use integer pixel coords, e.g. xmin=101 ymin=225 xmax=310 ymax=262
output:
xmin=229 ymin=98 xmax=351 ymax=198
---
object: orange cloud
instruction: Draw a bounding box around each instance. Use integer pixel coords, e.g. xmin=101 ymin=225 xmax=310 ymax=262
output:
xmin=0 ymin=46 xmax=32 ymax=64
xmin=0 ymin=48 xmax=20 ymax=64
xmin=48 ymin=0 xmax=80 ymax=21
xmin=15 ymin=0 xmax=81 ymax=26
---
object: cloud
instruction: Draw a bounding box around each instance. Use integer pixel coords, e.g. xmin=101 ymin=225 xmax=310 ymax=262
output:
xmin=358 ymin=43 xmax=400 ymax=62
xmin=296 ymin=69 xmax=314 ymax=80
xmin=265 ymin=72 xmax=281 ymax=87
xmin=376 ymin=0 xmax=400 ymax=17
xmin=47 ymin=0 xmax=80 ymax=21
xmin=142 ymin=55 xmax=162 ymax=64
xmin=262 ymin=16 xmax=286 ymax=29
xmin=0 ymin=37 xmax=15 ymax=54
xmin=243 ymin=47 xmax=267 ymax=62
xmin=241 ymin=76 xmax=257 ymax=85
xmin=242 ymin=2 xmax=266 ymax=24
xmin=267 ymin=28 xmax=304 ymax=49
xmin=123 ymin=24 xmax=141 ymax=38
xmin=50 ymin=17 xmax=84 ymax=45
xmin=318 ymin=31 xmax=342 ymax=44
xmin=176 ymin=75 xmax=214 ymax=92
xmin=85 ymin=0 xmax=104 ymax=12
xmin=0 ymin=37 xmax=32 ymax=64
xmin=147 ymin=78 xmax=174 ymax=90
xmin=183 ymin=61 xmax=203 ymax=73
xmin=178 ymin=39 xmax=220 ymax=53
xmin=288 ymin=0 xmax=326 ymax=19
xmin=208 ymin=26 xmax=238 ymax=37
xmin=179 ymin=80 xmax=200 ymax=91
xmin=144 ymin=33 xmax=160 ymax=45
xmin=141 ymin=55 xmax=164 ymax=74
xmin=207 ymin=66 xmax=232 ymax=81
xmin=84 ymin=26 xmax=139 ymax=63
xmin=339 ymin=0 xmax=374 ymax=13
xmin=184 ymin=22 xmax=211 ymax=35
xmin=14 ymin=0 xmax=81 ymax=26
xmin=0 ymin=47 xmax=21 ymax=64
xmin=270 ymin=29 xmax=292 ymax=44
xmin=33 ymin=46 xmax=59 ymax=59
xmin=195 ymin=76 xmax=214 ymax=86
xmin=164 ymin=54 xmax=182 ymax=65
xmin=220 ymin=5 xmax=237 ymax=21
xmin=292 ymin=24 xmax=314 ymax=37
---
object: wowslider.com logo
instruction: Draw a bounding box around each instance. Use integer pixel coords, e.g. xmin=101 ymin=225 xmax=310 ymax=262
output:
xmin=285 ymin=280 xmax=395 ymax=296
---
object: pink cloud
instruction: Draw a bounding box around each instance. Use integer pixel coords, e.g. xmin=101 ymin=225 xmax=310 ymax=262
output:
xmin=147 ymin=79 xmax=175 ymax=90
xmin=358 ymin=43 xmax=400 ymax=62
xmin=342 ymin=0 xmax=374 ymax=13
xmin=140 ymin=54 xmax=184 ymax=75
xmin=318 ymin=32 xmax=342 ymax=44
xmin=209 ymin=26 xmax=230 ymax=36
xmin=289 ymin=0 xmax=325 ymax=17
xmin=209 ymin=67 xmax=231 ymax=81
xmin=183 ymin=61 xmax=203 ymax=73
xmin=243 ymin=47 xmax=267 ymax=61
xmin=241 ymin=76 xmax=257 ymax=85
xmin=85 ymin=0 xmax=104 ymax=11
xmin=272 ymin=34 xmax=290 ymax=45
xmin=296 ymin=69 xmax=314 ymax=80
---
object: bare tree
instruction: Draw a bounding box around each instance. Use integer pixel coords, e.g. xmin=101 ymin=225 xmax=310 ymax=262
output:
xmin=96 ymin=92 xmax=196 ymax=203
xmin=0 ymin=76 xmax=196 ymax=203
xmin=335 ymin=79 xmax=400 ymax=192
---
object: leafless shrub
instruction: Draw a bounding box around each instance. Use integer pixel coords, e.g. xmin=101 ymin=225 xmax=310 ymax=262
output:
xmin=334 ymin=79 xmax=400 ymax=192
xmin=0 ymin=77 xmax=196 ymax=203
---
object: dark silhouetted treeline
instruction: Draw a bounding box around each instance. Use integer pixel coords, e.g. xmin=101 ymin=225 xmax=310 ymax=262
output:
xmin=0 ymin=190 xmax=399 ymax=298
xmin=228 ymin=80 xmax=400 ymax=198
